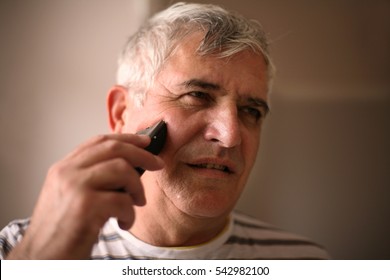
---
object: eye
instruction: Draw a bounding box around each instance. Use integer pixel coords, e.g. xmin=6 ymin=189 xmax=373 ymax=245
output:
xmin=180 ymin=91 xmax=213 ymax=105
xmin=240 ymin=106 xmax=263 ymax=122
xmin=187 ymin=91 xmax=211 ymax=101
xmin=176 ymin=91 xmax=214 ymax=110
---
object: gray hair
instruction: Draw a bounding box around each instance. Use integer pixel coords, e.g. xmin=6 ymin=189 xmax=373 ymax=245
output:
xmin=117 ymin=2 xmax=275 ymax=106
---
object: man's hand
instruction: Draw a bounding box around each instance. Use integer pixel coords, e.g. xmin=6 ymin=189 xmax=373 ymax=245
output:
xmin=7 ymin=133 xmax=164 ymax=259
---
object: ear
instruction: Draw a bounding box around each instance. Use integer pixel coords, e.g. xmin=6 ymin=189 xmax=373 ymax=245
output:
xmin=107 ymin=85 xmax=128 ymax=133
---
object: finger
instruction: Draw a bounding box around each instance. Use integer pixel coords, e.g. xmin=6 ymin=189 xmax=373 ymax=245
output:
xmin=108 ymin=194 xmax=135 ymax=230
xmin=84 ymin=158 xmax=147 ymax=206
xmin=64 ymin=133 xmax=151 ymax=163
xmin=72 ymin=137 xmax=164 ymax=172
xmin=91 ymin=191 xmax=136 ymax=230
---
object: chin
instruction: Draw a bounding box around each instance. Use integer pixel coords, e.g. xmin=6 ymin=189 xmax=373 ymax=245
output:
xmin=155 ymin=169 xmax=244 ymax=219
xmin=173 ymin=189 xmax=237 ymax=219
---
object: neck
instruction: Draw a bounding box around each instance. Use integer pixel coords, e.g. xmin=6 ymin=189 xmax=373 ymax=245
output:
xmin=130 ymin=197 xmax=229 ymax=247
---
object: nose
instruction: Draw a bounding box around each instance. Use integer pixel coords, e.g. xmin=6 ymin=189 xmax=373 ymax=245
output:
xmin=204 ymin=104 xmax=242 ymax=148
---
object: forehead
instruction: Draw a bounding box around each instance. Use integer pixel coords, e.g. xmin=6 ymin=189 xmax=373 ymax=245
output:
xmin=158 ymin=32 xmax=269 ymax=100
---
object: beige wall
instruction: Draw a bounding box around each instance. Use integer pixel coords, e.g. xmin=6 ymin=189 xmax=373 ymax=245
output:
xmin=1 ymin=0 xmax=389 ymax=259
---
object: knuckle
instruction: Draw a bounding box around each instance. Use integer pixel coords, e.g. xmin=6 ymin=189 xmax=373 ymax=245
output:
xmin=47 ymin=161 xmax=80 ymax=193
xmin=93 ymin=134 xmax=110 ymax=144
xmin=104 ymin=139 xmax=123 ymax=153
xmin=114 ymin=158 xmax=131 ymax=171
xmin=47 ymin=161 xmax=66 ymax=179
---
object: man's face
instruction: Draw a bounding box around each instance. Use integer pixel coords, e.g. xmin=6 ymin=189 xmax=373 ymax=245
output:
xmin=123 ymin=33 xmax=269 ymax=219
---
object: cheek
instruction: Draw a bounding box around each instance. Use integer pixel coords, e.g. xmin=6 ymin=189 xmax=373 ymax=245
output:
xmin=159 ymin=110 xmax=203 ymax=159
xmin=242 ymin=133 xmax=260 ymax=171
xmin=122 ymin=107 xmax=148 ymax=133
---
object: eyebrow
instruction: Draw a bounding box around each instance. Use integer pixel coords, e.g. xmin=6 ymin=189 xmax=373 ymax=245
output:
xmin=179 ymin=79 xmax=220 ymax=91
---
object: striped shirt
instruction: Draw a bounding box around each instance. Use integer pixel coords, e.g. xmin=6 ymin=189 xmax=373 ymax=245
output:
xmin=0 ymin=212 xmax=330 ymax=259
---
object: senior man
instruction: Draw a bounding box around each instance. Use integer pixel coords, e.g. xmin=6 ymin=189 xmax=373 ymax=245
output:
xmin=0 ymin=2 xmax=329 ymax=259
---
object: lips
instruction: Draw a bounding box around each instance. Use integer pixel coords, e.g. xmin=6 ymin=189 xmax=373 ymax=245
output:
xmin=189 ymin=163 xmax=230 ymax=173
xmin=187 ymin=159 xmax=236 ymax=174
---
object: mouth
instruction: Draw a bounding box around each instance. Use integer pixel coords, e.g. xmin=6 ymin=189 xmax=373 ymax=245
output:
xmin=187 ymin=163 xmax=233 ymax=174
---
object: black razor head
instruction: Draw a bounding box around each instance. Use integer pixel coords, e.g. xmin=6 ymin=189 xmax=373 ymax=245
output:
xmin=136 ymin=120 xmax=167 ymax=155
xmin=135 ymin=120 xmax=167 ymax=175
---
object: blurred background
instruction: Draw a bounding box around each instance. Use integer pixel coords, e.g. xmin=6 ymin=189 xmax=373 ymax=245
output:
xmin=0 ymin=0 xmax=389 ymax=259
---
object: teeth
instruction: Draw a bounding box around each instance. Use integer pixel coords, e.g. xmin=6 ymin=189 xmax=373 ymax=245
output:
xmin=197 ymin=163 xmax=227 ymax=171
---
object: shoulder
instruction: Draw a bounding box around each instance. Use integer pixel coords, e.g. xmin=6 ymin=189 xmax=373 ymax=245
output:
xmin=232 ymin=211 xmax=276 ymax=229
xmin=229 ymin=211 xmax=330 ymax=259
xmin=0 ymin=218 xmax=30 ymax=259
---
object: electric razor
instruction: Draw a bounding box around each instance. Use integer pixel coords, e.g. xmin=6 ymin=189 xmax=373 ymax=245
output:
xmin=135 ymin=120 xmax=167 ymax=175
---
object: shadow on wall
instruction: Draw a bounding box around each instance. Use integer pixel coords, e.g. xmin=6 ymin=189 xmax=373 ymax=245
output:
xmin=237 ymin=93 xmax=390 ymax=260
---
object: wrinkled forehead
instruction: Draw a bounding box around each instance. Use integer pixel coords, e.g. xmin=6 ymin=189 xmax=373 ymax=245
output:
xmin=161 ymin=32 xmax=269 ymax=92
xmin=157 ymin=35 xmax=269 ymax=103
xmin=164 ymin=30 xmax=272 ymax=88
